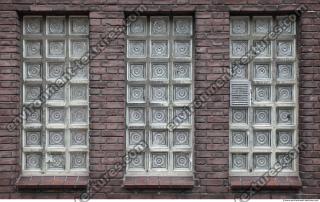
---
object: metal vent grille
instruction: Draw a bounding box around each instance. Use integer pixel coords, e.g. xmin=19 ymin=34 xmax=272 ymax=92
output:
xmin=230 ymin=81 xmax=251 ymax=107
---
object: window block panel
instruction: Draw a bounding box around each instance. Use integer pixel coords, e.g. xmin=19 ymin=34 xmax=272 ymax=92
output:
xmin=22 ymin=15 xmax=89 ymax=176
xmin=126 ymin=16 xmax=193 ymax=176
xmin=230 ymin=16 xmax=298 ymax=176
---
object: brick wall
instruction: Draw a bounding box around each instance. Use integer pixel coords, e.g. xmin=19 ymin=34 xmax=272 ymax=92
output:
xmin=0 ymin=0 xmax=319 ymax=199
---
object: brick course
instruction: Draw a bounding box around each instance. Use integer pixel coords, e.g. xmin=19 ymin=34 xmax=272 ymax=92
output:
xmin=0 ymin=0 xmax=319 ymax=199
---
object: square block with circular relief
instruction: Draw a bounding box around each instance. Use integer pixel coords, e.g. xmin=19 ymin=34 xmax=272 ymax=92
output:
xmin=173 ymin=152 xmax=191 ymax=170
xmin=71 ymin=130 xmax=87 ymax=146
xmin=231 ymin=40 xmax=248 ymax=58
xmin=23 ymin=16 xmax=42 ymax=35
xmin=232 ymin=153 xmax=248 ymax=171
xmin=173 ymin=17 xmax=193 ymax=36
xmin=70 ymin=107 xmax=88 ymax=125
xmin=25 ymin=131 xmax=41 ymax=147
xmin=48 ymin=130 xmax=65 ymax=147
xmin=173 ymin=129 xmax=191 ymax=147
xmin=253 ymin=153 xmax=271 ymax=170
xmin=128 ymin=85 xmax=145 ymax=103
xmin=47 ymin=40 xmax=66 ymax=58
xmin=150 ymin=85 xmax=168 ymax=103
xmin=150 ymin=16 xmax=169 ymax=36
xmin=277 ymin=130 xmax=293 ymax=147
xmin=150 ymin=130 xmax=168 ymax=148
xmin=69 ymin=16 xmax=89 ymax=35
xmin=128 ymin=107 xmax=145 ymax=125
xmin=128 ymin=130 xmax=145 ymax=146
xmin=231 ymin=131 xmax=248 ymax=147
xmin=128 ymin=63 xmax=146 ymax=81
xmin=70 ymin=152 xmax=87 ymax=169
xmin=151 ymin=152 xmax=168 ymax=170
xmin=25 ymin=153 xmax=42 ymax=170
xmin=254 ymin=108 xmax=271 ymax=125
xmin=253 ymin=17 xmax=271 ymax=34
xmin=151 ymin=62 xmax=168 ymax=80
xmin=174 ymin=40 xmax=192 ymax=58
xmin=70 ymin=39 xmax=88 ymax=58
xmin=230 ymin=17 xmax=249 ymax=35
xmin=277 ymin=40 xmax=294 ymax=57
xmin=128 ymin=16 xmax=147 ymax=36
xmin=24 ymin=40 xmax=42 ymax=58
xmin=277 ymin=63 xmax=294 ymax=80
xmin=173 ymin=62 xmax=192 ymax=80
xmin=47 ymin=16 xmax=66 ymax=35
xmin=127 ymin=40 xmax=146 ymax=58
xmin=24 ymin=63 xmax=42 ymax=80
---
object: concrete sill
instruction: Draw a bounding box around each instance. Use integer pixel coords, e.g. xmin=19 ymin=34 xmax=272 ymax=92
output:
xmin=123 ymin=176 xmax=194 ymax=189
xmin=16 ymin=176 xmax=88 ymax=189
xmin=230 ymin=176 xmax=302 ymax=190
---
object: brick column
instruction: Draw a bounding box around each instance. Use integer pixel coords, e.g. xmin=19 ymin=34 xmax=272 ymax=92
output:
xmin=0 ymin=11 xmax=20 ymax=198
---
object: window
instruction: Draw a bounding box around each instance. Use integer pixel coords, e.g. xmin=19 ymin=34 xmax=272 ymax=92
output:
xmin=126 ymin=16 xmax=193 ymax=176
xmin=229 ymin=16 xmax=298 ymax=176
xmin=22 ymin=15 xmax=89 ymax=175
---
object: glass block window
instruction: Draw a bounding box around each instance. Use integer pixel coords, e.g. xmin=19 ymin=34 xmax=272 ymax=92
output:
xmin=22 ymin=15 xmax=89 ymax=175
xmin=126 ymin=16 xmax=193 ymax=176
xmin=229 ymin=16 xmax=298 ymax=176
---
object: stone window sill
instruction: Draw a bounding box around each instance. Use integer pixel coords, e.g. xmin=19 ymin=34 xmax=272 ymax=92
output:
xmin=230 ymin=176 xmax=302 ymax=190
xmin=16 ymin=176 xmax=88 ymax=189
xmin=123 ymin=176 xmax=194 ymax=189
